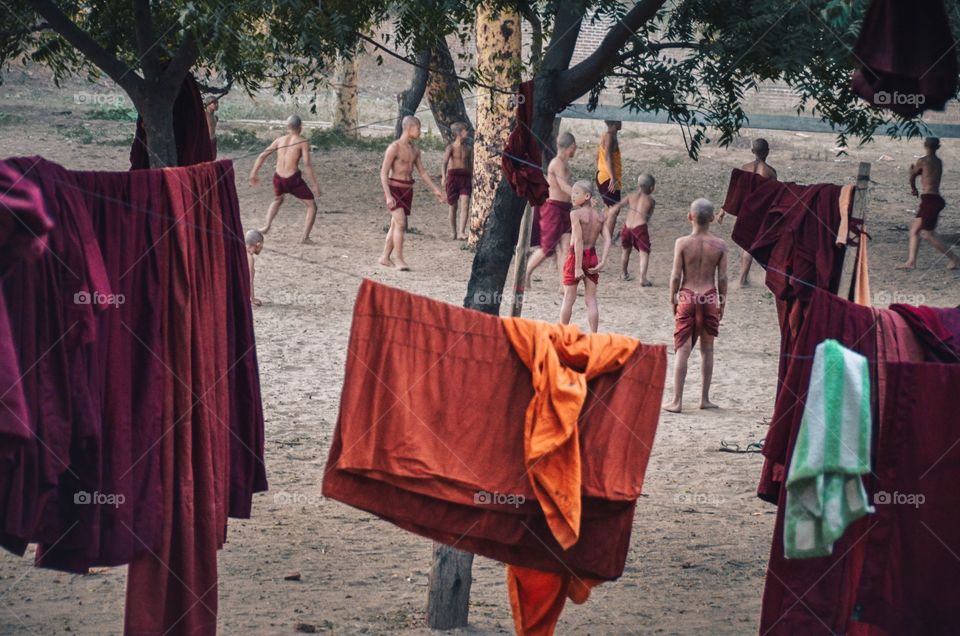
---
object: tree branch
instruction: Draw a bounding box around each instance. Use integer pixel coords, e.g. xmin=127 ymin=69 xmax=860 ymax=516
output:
xmin=132 ymin=0 xmax=161 ymax=78
xmin=541 ymin=2 xmax=586 ymax=74
xmin=558 ymin=0 xmax=668 ymax=104
xmin=28 ymin=0 xmax=142 ymax=97
xmin=518 ymin=2 xmax=542 ymax=68
xmin=161 ymin=30 xmax=199 ymax=95
xmin=615 ymin=40 xmax=701 ymax=66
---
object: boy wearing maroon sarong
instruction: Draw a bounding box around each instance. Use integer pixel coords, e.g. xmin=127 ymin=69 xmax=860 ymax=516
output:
xmin=442 ymin=122 xmax=473 ymax=240
xmin=524 ymin=132 xmax=577 ymax=290
xmin=607 ymin=173 xmax=656 ymax=286
xmin=559 ymin=181 xmax=612 ymax=333
xmin=664 ymin=198 xmax=728 ymax=413
xmin=898 ymin=137 xmax=960 ymax=270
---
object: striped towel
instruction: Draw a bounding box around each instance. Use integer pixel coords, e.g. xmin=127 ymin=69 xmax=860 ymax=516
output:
xmin=784 ymin=339 xmax=874 ymax=559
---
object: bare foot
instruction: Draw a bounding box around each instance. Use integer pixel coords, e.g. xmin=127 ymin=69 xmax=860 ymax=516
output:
xmin=258 ymin=226 xmax=271 ymax=235
xmin=641 ymin=279 xmax=653 ymax=287
xmin=663 ymin=400 xmax=682 ymax=413
xmin=378 ymin=256 xmax=394 ymax=268
xmin=739 ymin=277 xmax=750 ymax=288
xmin=896 ymin=262 xmax=916 ymax=270
xmin=948 ymin=259 xmax=959 ymax=270
xmin=451 ymin=234 xmax=459 ymax=240
xmin=394 ymin=259 xmax=410 ymax=271
xmin=251 ymin=297 xmax=262 ymax=307
xmin=300 ymin=237 xmax=314 ymax=245
xmin=458 ymin=234 xmax=468 ymax=241
xmin=700 ymin=400 xmax=719 ymax=410
xmin=524 ymin=278 xmax=533 ymax=290
xmin=621 ymin=272 xmax=633 ymax=281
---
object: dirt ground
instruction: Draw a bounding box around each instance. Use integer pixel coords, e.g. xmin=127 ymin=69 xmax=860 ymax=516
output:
xmin=1 ymin=75 xmax=959 ymax=635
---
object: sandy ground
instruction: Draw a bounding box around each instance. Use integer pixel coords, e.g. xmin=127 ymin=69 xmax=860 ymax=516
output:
xmin=1 ymin=78 xmax=959 ymax=635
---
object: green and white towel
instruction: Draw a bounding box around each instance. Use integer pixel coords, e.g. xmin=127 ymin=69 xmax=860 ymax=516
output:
xmin=784 ymin=339 xmax=874 ymax=559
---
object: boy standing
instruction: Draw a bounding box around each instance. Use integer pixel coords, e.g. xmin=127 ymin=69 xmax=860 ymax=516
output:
xmin=607 ymin=173 xmax=656 ymax=286
xmin=524 ymin=132 xmax=577 ymax=289
xmin=898 ymin=137 xmax=960 ymax=270
xmin=664 ymin=199 xmax=728 ymax=413
xmin=249 ymin=115 xmax=322 ymax=244
xmin=559 ymin=181 xmax=612 ymax=333
xmin=245 ymin=229 xmax=264 ymax=307
xmin=596 ymin=120 xmax=623 ymax=208
xmin=442 ymin=122 xmax=473 ymax=240
xmin=204 ymin=96 xmax=219 ymax=158
xmin=379 ymin=115 xmax=445 ymax=271
xmin=736 ymin=138 xmax=777 ymax=286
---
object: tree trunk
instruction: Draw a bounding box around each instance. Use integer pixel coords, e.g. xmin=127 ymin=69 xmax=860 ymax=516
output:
xmin=425 ymin=544 xmax=474 ymax=629
xmin=468 ymin=5 xmax=522 ymax=246
xmin=140 ymin=96 xmax=179 ymax=167
xmin=426 ymin=38 xmax=473 ymax=143
xmin=333 ymin=53 xmax=360 ymax=136
xmin=395 ymin=50 xmax=432 ymax=139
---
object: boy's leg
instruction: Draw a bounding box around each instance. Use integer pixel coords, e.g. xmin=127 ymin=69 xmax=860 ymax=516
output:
xmin=559 ymin=284 xmax=578 ymax=325
xmin=664 ymin=338 xmax=693 ymax=413
xmin=698 ymin=333 xmax=717 ymax=409
xmin=300 ymin=199 xmax=317 ymax=244
xmin=584 ymin=279 xmax=599 ymax=333
xmin=920 ymin=229 xmax=960 ymax=269
xmin=639 ymin=251 xmax=651 ymax=286
xmin=524 ymin=248 xmax=548 ymax=289
xmin=380 ymin=216 xmax=396 ymax=265
xmin=556 ymin=234 xmax=571 ymax=293
xmin=448 ymin=203 xmax=458 ymax=239
xmin=458 ymin=194 xmax=470 ymax=239
xmin=739 ymin=251 xmax=753 ymax=286
xmin=620 ymin=246 xmax=632 ymax=280
xmin=898 ymin=218 xmax=923 ymax=269
xmin=260 ymin=195 xmax=284 ymax=234
xmin=391 ymin=209 xmax=409 ymax=270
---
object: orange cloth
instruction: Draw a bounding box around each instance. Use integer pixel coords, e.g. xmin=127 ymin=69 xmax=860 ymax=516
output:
xmin=596 ymin=143 xmax=622 ymax=190
xmin=501 ymin=319 xmax=639 ymax=549
xmin=836 ymin=184 xmax=856 ymax=245
xmin=853 ymin=226 xmax=872 ymax=307
xmin=506 ymin=565 xmax=602 ymax=636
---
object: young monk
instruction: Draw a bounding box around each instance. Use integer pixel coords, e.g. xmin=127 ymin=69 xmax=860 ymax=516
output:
xmin=596 ymin=120 xmax=623 ymax=208
xmin=249 ymin=115 xmax=322 ymax=244
xmin=737 ymin=138 xmax=777 ymax=286
xmin=204 ymin=96 xmax=219 ymax=158
xmin=607 ymin=173 xmax=655 ymax=286
xmin=442 ymin=122 xmax=473 ymax=240
xmin=664 ymin=198 xmax=728 ymax=413
xmin=898 ymin=137 xmax=960 ymax=270
xmin=380 ymin=115 xmax=445 ymax=271
xmin=524 ymin=132 xmax=577 ymax=289
xmin=245 ymin=229 xmax=264 ymax=307
xmin=559 ymin=181 xmax=612 ymax=333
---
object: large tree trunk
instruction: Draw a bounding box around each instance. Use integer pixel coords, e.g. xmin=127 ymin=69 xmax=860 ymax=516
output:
xmin=139 ymin=96 xmax=179 ymax=167
xmin=468 ymin=5 xmax=522 ymax=246
xmin=333 ymin=52 xmax=360 ymax=137
xmin=426 ymin=38 xmax=473 ymax=143
xmin=395 ymin=50 xmax=432 ymax=139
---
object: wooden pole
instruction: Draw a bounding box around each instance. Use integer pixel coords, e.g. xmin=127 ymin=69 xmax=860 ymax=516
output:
xmin=426 ymin=544 xmax=473 ymax=629
xmin=845 ymin=162 xmax=871 ymax=301
xmin=510 ymin=203 xmax=534 ymax=316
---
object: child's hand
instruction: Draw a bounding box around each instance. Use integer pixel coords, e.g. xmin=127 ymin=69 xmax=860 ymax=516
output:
xmin=251 ymin=297 xmax=262 ymax=307
xmin=434 ymin=189 xmax=446 ymax=204
xmin=249 ymin=175 xmax=260 ymax=186
xmin=385 ymin=194 xmax=396 ymax=209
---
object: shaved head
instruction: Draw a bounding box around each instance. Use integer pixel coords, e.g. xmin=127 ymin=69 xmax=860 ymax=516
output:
xmin=925 ymin=136 xmax=941 ymax=150
xmin=287 ymin=114 xmax=302 ymax=131
xmin=557 ymin=132 xmax=576 ymax=149
xmin=751 ymin=138 xmax=769 ymax=159
xmin=402 ymin=115 xmax=421 ymax=130
xmin=245 ymin=229 xmax=264 ymax=246
xmin=637 ymin=173 xmax=655 ymax=191
xmin=691 ymin=198 xmax=715 ymax=226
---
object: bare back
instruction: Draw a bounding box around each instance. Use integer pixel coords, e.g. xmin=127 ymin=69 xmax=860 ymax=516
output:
xmin=547 ymin=157 xmax=572 ymax=202
xmin=912 ymin=155 xmax=942 ymax=194
xmin=741 ymin=159 xmax=777 ymax=181
xmin=623 ymin=192 xmax=655 ymax=228
xmin=573 ymin=205 xmax=605 ymax=249
xmin=677 ymin=233 xmax=727 ymax=292
xmin=274 ymin=133 xmax=308 ymax=177
xmin=386 ymin=139 xmax=420 ymax=181
xmin=447 ymin=143 xmax=470 ymax=170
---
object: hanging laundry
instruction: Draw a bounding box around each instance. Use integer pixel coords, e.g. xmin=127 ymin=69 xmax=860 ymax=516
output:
xmin=130 ymin=75 xmax=215 ymax=169
xmin=784 ymin=340 xmax=873 ymax=559
xmin=851 ymin=0 xmax=958 ymax=117
xmin=501 ymin=81 xmax=550 ymax=207
xmin=889 ymin=304 xmax=960 ymax=363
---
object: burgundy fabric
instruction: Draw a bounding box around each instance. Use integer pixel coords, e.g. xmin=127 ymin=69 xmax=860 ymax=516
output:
xmin=889 ymin=303 xmax=960 ymax=363
xmin=530 ymin=206 xmax=541 ymax=247
xmin=596 ymin=178 xmax=621 ymax=205
xmin=388 ymin=178 xmax=414 ymax=216
xmin=501 ymin=81 xmax=549 ymax=207
xmin=561 ymin=246 xmax=599 ymax=286
xmin=855 ymin=362 xmax=960 ymax=635
xmin=323 ymin=280 xmax=667 ymax=580
xmin=915 ymin=193 xmax=945 ymax=231
xmin=130 ymin=75 xmax=215 ymax=169
xmin=851 ymin=0 xmax=958 ymax=117
xmin=445 ymin=168 xmax=472 ymax=204
xmin=538 ymin=199 xmax=573 ymax=256
xmin=620 ymin=224 xmax=650 ymax=253
xmin=272 ymin=170 xmax=315 ymax=200
xmin=673 ymin=288 xmax=720 ymax=352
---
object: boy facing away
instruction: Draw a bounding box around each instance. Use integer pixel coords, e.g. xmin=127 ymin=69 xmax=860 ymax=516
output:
xmin=559 ymin=181 xmax=612 ymax=333
xmin=442 ymin=122 xmax=473 ymax=240
xmin=607 ymin=173 xmax=656 ymax=286
xmin=245 ymin=229 xmax=264 ymax=307
xmin=664 ymin=198 xmax=728 ymax=413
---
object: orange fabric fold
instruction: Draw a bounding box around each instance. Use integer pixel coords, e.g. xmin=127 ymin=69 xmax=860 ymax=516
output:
xmin=506 ymin=565 xmax=602 ymax=636
xmin=501 ymin=319 xmax=639 ymax=549
xmin=853 ymin=226 xmax=872 ymax=307
xmin=836 ymin=184 xmax=856 ymax=245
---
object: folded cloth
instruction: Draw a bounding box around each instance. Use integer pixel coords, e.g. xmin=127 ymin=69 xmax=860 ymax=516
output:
xmin=916 ymin=193 xmax=946 ymax=231
xmin=272 ymin=170 xmax=314 ymax=200
xmin=620 ymin=224 xmax=650 ymax=254
xmin=445 ymin=168 xmax=472 ymax=204
xmin=673 ymin=288 xmax=720 ymax=352
xmin=507 ymin=565 xmax=601 ymax=636
xmin=388 ymin=178 xmax=414 ymax=216
xmin=889 ymin=303 xmax=960 ymax=363
xmin=538 ymin=199 xmax=572 ymax=256
xmin=562 ymin=247 xmax=600 ymax=286
xmin=851 ymin=0 xmax=958 ymax=117
xmin=784 ymin=340 xmax=873 ymax=559
xmin=501 ymin=81 xmax=549 ymax=207
xmin=323 ymin=280 xmax=666 ymax=580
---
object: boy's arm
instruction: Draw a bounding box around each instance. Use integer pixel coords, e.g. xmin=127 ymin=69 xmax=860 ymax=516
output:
xmin=716 ymin=244 xmax=729 ymax=319
xmin=249 ymin=256 xmax=258 ymax=304
xmin=571 ymin=212 xmax=584 ymax=275
xmin=381 ymin=144 xmax=398 ymax=206
xmin=602 ymin=133 xmax=615 ymax=183
xmin=669 ymin=239 xmax=684 ymax=315
xmin=909 ymin=162 xmax=921 ymax=196
xmin=441 ymin=146 xmax=452 ymax=186
xmin=249 ymin=139 xmax=278 ymax=184
xmin=300 ymin=141 xmax=322 ymax=197
xmin=414 ymin=150 xmax=445 ymax=203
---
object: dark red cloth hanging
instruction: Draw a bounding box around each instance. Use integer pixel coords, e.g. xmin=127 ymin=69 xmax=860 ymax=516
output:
xmin=501 ymin=81 xmax=549 ymax=207
xmin=851 ymin=0 xmax=958 ymax=117
xmin=130 ymin=75 xmax=215 ymax=169
xmin=889 ymin=304 xmax=960 ymax=363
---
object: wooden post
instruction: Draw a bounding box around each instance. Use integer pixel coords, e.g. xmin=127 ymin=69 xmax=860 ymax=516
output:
xmin=426 ymin=544 xmax=473 ymax=629
xmin=845 ymin=162 xmax=871 ymax=301
xmin=510 ymin=203 xmax=534 ymax=316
